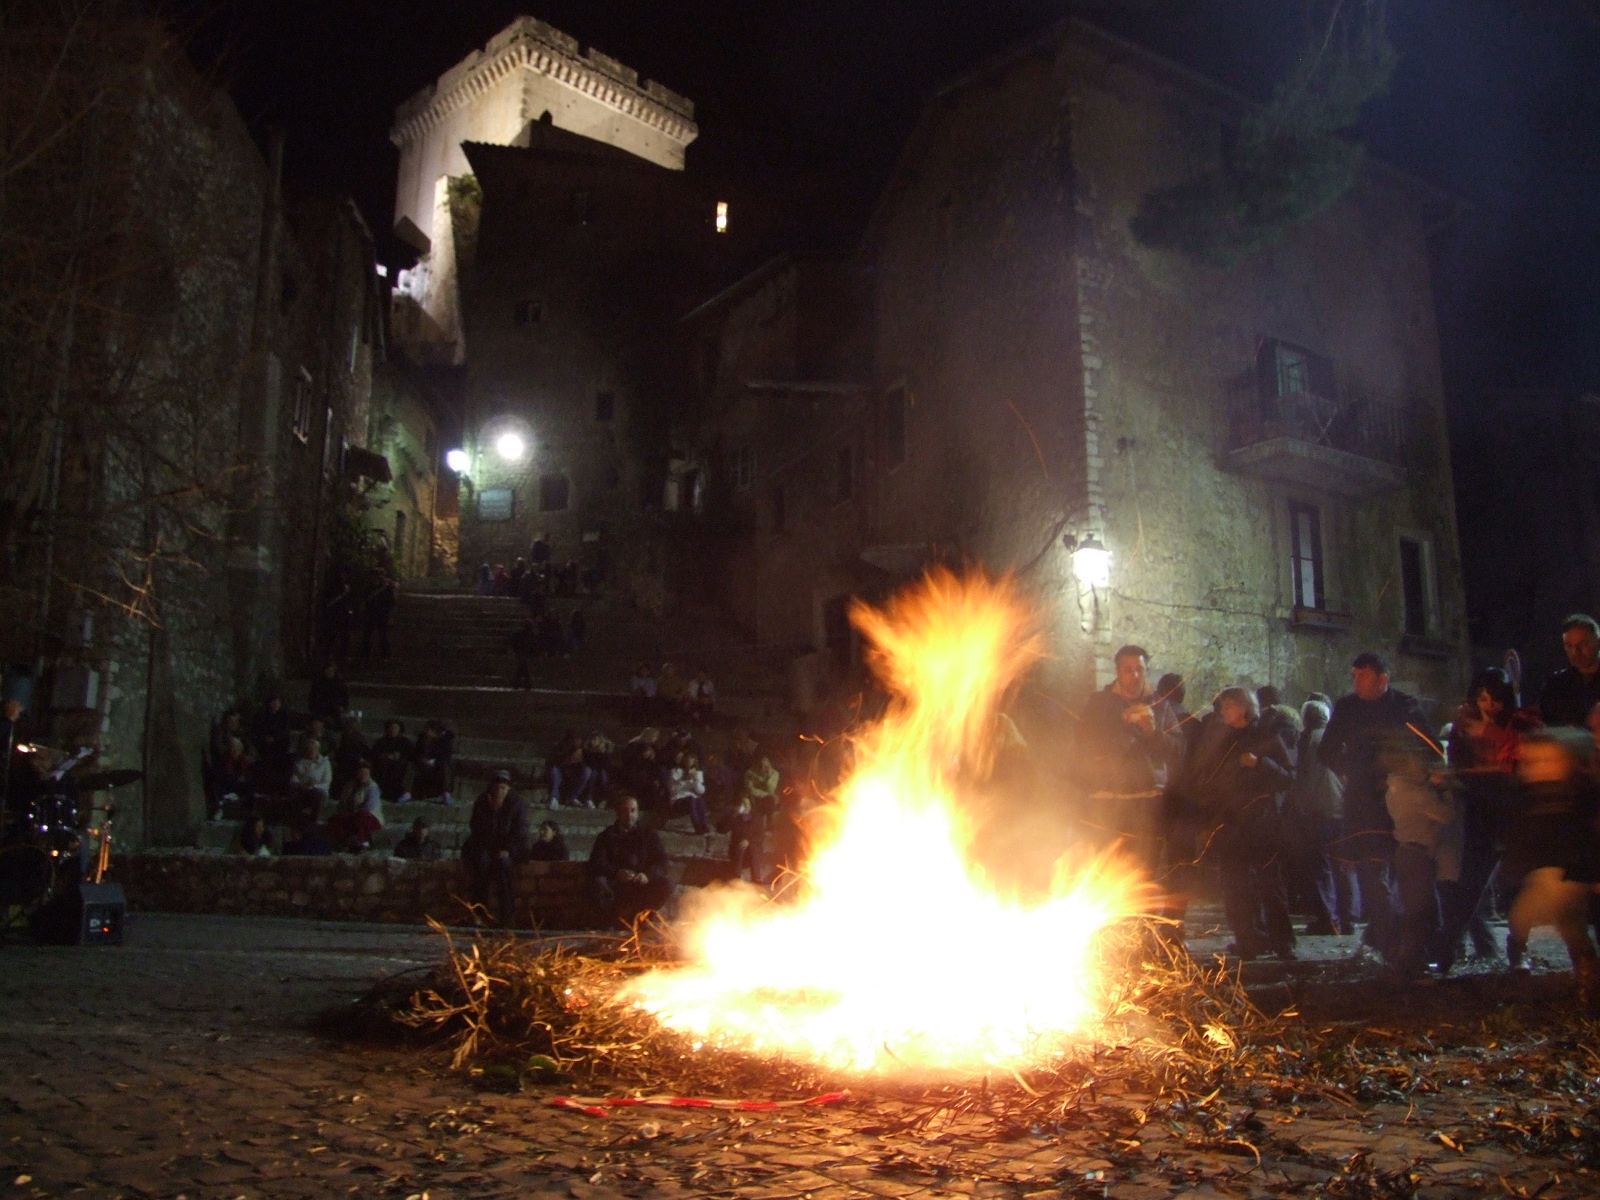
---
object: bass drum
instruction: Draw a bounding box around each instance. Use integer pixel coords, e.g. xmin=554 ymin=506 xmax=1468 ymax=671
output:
xmin=0 ymin=842 xmax=55 ymax=908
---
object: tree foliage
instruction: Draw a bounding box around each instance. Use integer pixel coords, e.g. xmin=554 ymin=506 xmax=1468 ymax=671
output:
xmin=1130 ymin=0 xmax=1397 ymax=267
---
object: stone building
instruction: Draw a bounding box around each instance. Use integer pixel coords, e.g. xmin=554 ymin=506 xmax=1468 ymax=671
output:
xmin=682 ymin=20 xmax=1470 ymax=713
xmin=388 ymin=19 xmax=775 ymax=600
xmin=0 ymin=4 xmax=423 ymax=847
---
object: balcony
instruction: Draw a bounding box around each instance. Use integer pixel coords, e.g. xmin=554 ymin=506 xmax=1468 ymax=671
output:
xmin=1226 ymin=389 xmax=1407 ymax=496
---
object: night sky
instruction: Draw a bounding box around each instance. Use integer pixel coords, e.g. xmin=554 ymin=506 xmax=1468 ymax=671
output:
xmin=181 ymin=0 xmax=1600 ymax=407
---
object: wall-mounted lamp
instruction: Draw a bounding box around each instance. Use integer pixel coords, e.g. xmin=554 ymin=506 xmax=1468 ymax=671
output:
xmin=1063 ymin=533 xmax=1112 ymax=588
xmin=495 ymin=431 xmax=527 ymax=462
xmin=445 ymin=448 xmax=469 ymax=474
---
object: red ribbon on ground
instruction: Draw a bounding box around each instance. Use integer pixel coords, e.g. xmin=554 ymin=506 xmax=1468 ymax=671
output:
xmin=549 ymin=1091 xmax=849 ymax=1118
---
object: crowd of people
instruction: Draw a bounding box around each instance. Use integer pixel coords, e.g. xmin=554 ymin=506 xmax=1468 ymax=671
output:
xmin=1080 ymin=613 xmax=1600 ymax=996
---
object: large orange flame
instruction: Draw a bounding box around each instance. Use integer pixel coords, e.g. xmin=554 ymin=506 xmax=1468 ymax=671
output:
xmin=622 ymin=569 xmax=1148 ymax=1074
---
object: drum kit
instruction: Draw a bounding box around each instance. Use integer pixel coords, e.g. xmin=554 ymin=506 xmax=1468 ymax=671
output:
xmin=0 ymin=740 xmax=142 ymax=931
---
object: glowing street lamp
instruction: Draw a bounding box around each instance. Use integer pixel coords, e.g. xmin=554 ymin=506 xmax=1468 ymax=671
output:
xmin=1065 ymin=534 xmax=1111 ymax=588
xmin=495 ymin=431 xmax=527 ymax=462
xmin=445 ymin=448 xmax=470 ymax=473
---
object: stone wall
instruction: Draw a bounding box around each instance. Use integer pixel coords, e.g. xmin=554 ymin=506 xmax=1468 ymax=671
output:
xmin=114 ymin=852 xmax=594 ymax=929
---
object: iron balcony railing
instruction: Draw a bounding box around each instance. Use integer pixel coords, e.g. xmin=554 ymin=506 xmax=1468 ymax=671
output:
xmin=1230 ymin=389 xmax=1407 ymax=466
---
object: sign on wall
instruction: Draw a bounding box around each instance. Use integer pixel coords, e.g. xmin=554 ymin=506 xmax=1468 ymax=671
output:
xmin=478 ymin=488 xmax=514 ymax=522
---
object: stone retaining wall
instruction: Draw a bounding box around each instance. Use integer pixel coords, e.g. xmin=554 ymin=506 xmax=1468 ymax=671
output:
xmin=112 ymin=852 xmax=593 ymax=929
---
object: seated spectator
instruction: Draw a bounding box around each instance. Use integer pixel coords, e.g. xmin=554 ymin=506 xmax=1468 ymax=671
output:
xmin=583 ymin=731 xmax=615 ymax=800
xmin=477 ymin=562 xmax=493 ymax=596
xmin=211 ymin=736 xmax=256 ymax=820
xmin=413 ymin=719 xmax=456 ymax=804
xmin=548 ymin=729 xmax=593 ymax=808
xmin=493 ymin=563 xmax=511 ymax=595
xmin=621 ymin=728 xmax=667 ymax=813
xmin=722 ymin=793 xmax=764 ymax=883
xmin=371 ymin=720 xmax=412 ymax=803
xmin=568 ymin=607 xmax=587 ymax=652
xmin=509 ymin=619 xmax=539 ymax=689
xmin=288 ymin=736 xmax=332 ymax=824
xmin=508 ymin=557 xmax=527 ymax=594
xmin=307 ymin=662 xmax=349 ymax=728
xmin=331 ymin=716 xmax=369 ymax=798
xmin=207 ymin=710 xmax=245 ymax=811
xmin=281 ymin=818 xmax=335 ymax=857
xmin=328 ymin=761 xmax=384 ymax=851
xmin=629 ymin=663 xmax=657 ymax=721
xmin=658 ymin=662 xmax=687 ymax=719
xmin=528 ymin=533 xmax=552 ymax=575
xmin=393 ymin=817 xmax=442 ymax=861
xmin=743 ymin=754 xmax=781 ymax=817
xmin=587 ymin=796 xmax=672 ymax=928
xmin=234 ymin=814 xmax=272 ymax=857
xmin=703 ymin=751 xmax=738 ymax=811
xmin=462 ymin=769 xmax=531 ymax=926
xmin=687 ymin=670 xmax=717 ymax=727
xmin=728 ymin=728 xmax=761 ymax=775
xmin=518 ymin=567 xmax=546 ymax=611
xmin=529 ymin=819 xmax=569 ymax=862
xmin=555 ymin=559 xmax=580 ymax=597
xmin=249 ymin=695 xmax=293 ymax=792
xmin=1503 ymin=729 xmax=1600 ymax=1002
xmin=668 ymin=752 xmax=708 ymax=834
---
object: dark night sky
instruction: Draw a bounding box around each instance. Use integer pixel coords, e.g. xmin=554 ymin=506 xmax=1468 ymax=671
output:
xmin=180 ymin=1 xmax=1600 ymax=408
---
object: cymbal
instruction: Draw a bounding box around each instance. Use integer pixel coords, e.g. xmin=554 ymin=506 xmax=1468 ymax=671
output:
xmin=73 ymin=769 xmax=144 ymax=790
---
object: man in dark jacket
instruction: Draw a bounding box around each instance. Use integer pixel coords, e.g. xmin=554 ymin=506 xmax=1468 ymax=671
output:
xmin=462 ymin=770 xmax=530 ymax=926
xmin=1078 ymin=645 xmax=1184 ymax=876
xmin=1318 ymin=651 xmax=1428 ymax=959
xmin=588 ymin=795 xmax=672 ymax=927
xmin=1189 ymin=688 xmax=1297 ymax=960
xmin=1539 ymin=614 xmax=1600 ymax=727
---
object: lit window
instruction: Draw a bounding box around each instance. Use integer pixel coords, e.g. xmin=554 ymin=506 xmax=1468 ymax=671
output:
xmin=715 ymin=201 xmax=729 ymax=233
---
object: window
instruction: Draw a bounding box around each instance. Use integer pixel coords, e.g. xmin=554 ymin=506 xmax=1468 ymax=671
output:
xmin=539 ymin=474 xmax=570 ymax=512
xmin=771 ymin=484 xmax=786 ymax=535
xmin=731 ymin=446 xmax=755 ymax=491
xmin=477 ymin=488 xmax=514 ymax=522
xmin=880 ymin=386 xmax=907 ymax=470
xmin=1399 ymin=535 xmax=1433 ymax=636
xmin=715 ymin=201 xmax=729 ymax=233
xmin=595 ymin=391 xmax=615 ymax=421
xmin=291 ymin=368 xmax=313 ymax=443
xmin=834 ymin=445 xmax=854 ymax=504
xmin=513 ymin=300 xmax=543 ymax=329
xmin=1259 ymin=338 xmax=1336 ymax=401
xmin=1289 ymin=502 xmax=1325 ymax=610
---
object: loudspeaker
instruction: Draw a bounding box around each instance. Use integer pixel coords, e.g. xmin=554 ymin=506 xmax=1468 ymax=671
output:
xmin=30 ymin=882 xmax=126 ymax=945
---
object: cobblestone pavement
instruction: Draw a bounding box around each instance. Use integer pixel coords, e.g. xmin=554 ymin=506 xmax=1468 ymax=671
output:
xmin=2 ymin=913 xmax=1595 ymax=1200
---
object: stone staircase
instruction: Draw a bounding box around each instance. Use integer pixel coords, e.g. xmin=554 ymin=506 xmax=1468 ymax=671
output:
xmin=204 ymin=586 xmax=799 ymax=879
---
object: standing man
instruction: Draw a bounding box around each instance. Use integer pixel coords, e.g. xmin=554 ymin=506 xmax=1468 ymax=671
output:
xmin=1318 ymin=651 xmax=1428 ymax=962
xmin=1079 ymin=645 xmax=1184 ymax=878
xmin=462 ymin=769 xmax=530 ymax=927
xmin=360 ymin=573 xmax=398 ymax=663
xmin=1539 ymin=614 xmax=1600 ymax=727
xmin=587 ymin=795 xmax=672 ymax=927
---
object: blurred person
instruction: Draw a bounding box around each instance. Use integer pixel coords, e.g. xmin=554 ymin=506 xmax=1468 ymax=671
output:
xmin=331 ymin=715 xmax=369 ymax=798
xmin=249 ymin=695 xmax=293 ymax=792
xmin=1539 ymin=614 xmax=1600 ymax=727
xmin=583 ymin=731 xmax=614 ymax=800
xmin=212 ymin=736 xmax=256 ymax=820
xmin=462 ymin=770 xmax=530 ymax=926
xmin=547 ymin=729 xmax=593 ymax=808
xmin=528 ymin=819 xmax=569 ymax=862
xmin=1285 ymin=699 xmax=1353 ymax=935
xmin=288 ymin=736 xmax=332 ymax=825
xmin=307 ymin=662 xmax=349 ymax=727
xmin=413 ymin=719 xmax=456 ymax=804
xmin=1319 ymin=652 xmax=1428 ymax=963
xmin=1188 ymin=688 xmax=1297 ymax=962
xmin=1380 ymin=730 xmax=1459 ymax=982
xmin=722 ymin=792 xmax=764 ymax=883
xmin=688 ymin=669 xmax=717 ymax=726
xmin=370 ymin=720 xmax=413 ymax=803
xmin=1079 ymin=644 xmax=1184 ymax=876
xmin=658 ymin=662 xmax=688 ymax=720
xmin=281 ymin=817 xmax=334 ymax=857
xmin=393 ymin=816 xmax=442 ymax=861
xmin=1503 ymin=729 xmax=1600 ymax=1006
xmin=629 ymin=663 xmax=657 ymax=721
xmin=328 ymin=761 xmax=384 ymax=851
xmin=235 ymin=814 xmax=272 ymax=857
xmin=669 ymin=752 xmax=708 ymax=834
xmin=743 ymin=754 xmax=780 ymax=818
xmin=587 ymin=795 xmax=672 ymax=927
